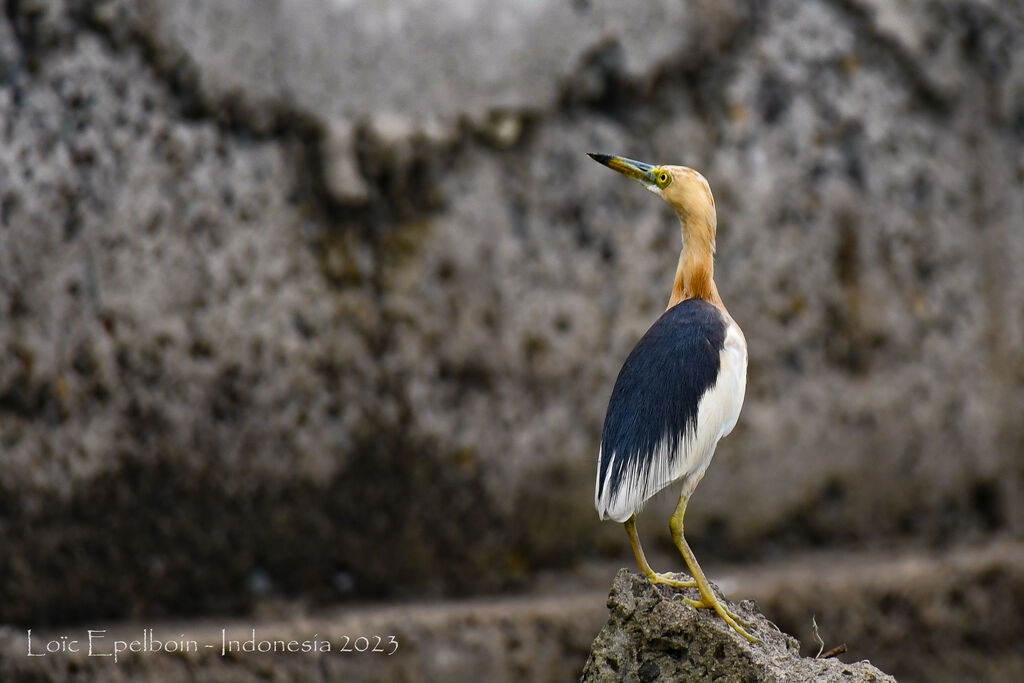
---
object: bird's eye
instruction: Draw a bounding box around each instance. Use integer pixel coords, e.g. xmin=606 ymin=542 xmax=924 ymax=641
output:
xmin=657 ymin=172 xmax=671 ymax=188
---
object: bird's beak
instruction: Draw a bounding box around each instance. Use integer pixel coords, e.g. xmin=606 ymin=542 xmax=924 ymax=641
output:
xmin=587 ymin=153 xmax=659 ymax=189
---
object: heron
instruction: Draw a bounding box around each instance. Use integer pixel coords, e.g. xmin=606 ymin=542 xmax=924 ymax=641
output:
xmin=589 ymin=153 xmax=755 ymax=641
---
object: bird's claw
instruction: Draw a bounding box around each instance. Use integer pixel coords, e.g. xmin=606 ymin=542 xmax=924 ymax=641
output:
xmin=682 ymin=596 xmax=759 ymax=642
xmin=725 ymin=607 xmax=753 ymax=630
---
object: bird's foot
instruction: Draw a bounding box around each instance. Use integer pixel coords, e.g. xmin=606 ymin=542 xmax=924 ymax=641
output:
xmin=671 ymin=589 xmax=749 ymax=623
xmin=682 ymin=594 xmax=758 ymax=642
xmin=644 ymin=571 xmax=697 ymax=588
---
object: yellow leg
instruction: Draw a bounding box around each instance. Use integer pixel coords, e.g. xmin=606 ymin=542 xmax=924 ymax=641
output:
xmin=668 ymin=495 xmax=758 ymax=642
xmin=624 ymin=515 xmax=696 ymax=588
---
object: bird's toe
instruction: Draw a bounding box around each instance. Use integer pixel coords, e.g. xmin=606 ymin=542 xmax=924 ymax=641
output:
xmin=649 ymin=572 xmax=697 ymax=588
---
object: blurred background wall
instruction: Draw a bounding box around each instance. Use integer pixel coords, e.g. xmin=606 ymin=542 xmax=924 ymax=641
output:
xmin=1 ymin=0 xmax=1022 ymax=680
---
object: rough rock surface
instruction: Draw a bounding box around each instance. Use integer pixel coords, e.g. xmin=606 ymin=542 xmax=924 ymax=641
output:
xmin=1 ymin=0 xmax=1023 ymax=624
xmin=581 ymin=570 xmax=894 ymax=683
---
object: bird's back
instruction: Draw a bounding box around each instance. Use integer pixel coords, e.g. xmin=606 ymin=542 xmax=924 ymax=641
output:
xmin=595 ymin=298 xmax=747 ymax=522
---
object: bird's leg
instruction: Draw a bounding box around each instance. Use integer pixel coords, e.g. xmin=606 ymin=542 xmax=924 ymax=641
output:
xmin=624 ymin=515 xmax=696 ymax=588
xmin=668 ymin=496 xmax=758 ymax=642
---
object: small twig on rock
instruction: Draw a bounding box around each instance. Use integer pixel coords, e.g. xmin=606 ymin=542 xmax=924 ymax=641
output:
xmin=819 ymin=644 xmax=848 ymax=659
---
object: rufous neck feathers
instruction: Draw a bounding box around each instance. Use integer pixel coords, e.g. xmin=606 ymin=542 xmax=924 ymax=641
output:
xmin=667 ymin=217 xmax=724 ymax=311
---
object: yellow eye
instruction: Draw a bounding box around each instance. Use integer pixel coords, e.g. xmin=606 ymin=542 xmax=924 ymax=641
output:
xmin=657 ymin=172 xmax=671 ymax=188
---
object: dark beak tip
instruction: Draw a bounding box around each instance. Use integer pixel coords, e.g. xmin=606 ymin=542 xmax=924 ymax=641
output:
xmin=588 ymin=152 xmax=613 ymax=164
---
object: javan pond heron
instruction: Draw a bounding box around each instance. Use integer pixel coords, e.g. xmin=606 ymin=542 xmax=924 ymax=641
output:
xmin=590 ymin=153 xmax=755 ymax=641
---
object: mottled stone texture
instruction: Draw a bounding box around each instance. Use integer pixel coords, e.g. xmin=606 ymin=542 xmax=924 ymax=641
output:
xmin=1 ymin=0 xmax=1023 ymax=624
xmin=581 ymin=570 xmax=894 ymax=682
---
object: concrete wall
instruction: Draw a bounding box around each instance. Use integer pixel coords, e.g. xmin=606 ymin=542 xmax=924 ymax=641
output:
xmin=1 ymin=0 xmax=1022 ymax=624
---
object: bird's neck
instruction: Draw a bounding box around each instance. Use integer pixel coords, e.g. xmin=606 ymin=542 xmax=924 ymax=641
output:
xmin=668 ymin=243 xmax=725 ymax=312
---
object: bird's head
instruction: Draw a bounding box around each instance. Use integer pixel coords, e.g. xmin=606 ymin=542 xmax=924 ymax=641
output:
xmin=588 ymin=153 xmax=717 ymax=253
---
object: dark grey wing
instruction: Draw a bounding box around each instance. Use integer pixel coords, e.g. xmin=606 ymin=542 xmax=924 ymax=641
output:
xmin=595 ymin=298 xmax=727 ymax=520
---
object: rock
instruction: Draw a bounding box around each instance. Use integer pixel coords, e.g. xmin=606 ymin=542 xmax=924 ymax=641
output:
xmin=581 ymin=570 xmax=895 ymax=683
